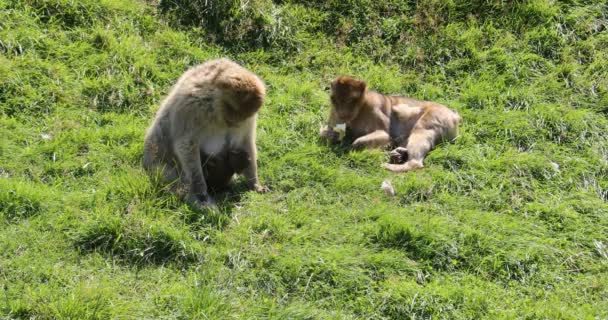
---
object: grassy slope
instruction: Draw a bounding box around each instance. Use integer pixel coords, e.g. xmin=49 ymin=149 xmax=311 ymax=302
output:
xmin=1 ymin=0 xmax=608 ymax=318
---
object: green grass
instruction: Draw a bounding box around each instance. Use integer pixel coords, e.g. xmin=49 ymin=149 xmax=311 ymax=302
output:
xmin=1 ymin=0 xmax=608 ymax=318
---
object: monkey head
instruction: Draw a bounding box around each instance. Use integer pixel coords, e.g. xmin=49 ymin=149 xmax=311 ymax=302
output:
xmin=330 ymin=76 xmax=367 ymax=123
xmin=219 ymin=75 xmax=266 ymax=126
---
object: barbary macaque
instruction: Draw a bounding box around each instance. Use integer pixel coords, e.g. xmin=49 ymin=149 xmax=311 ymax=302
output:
xmin=320 ymin=76 xmax=460 ymax=172
xmin=143 ymin=58 xmax=267 ymax=209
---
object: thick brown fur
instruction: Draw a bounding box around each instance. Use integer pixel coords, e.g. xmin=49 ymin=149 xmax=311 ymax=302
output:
xmin=143 ymin=58 xmax=267 ymax=210
xmin=320 ymin=76 xmax=460 ymax=172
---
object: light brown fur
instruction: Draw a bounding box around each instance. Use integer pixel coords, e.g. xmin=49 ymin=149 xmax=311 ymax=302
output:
xmin=143 ymin=58 xmax=267 ymax=210
xmin=320 ymin=76 xmax=460 ymax=172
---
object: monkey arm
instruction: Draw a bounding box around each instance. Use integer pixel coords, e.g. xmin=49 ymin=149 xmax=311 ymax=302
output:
xmin=352 ymin=130 xmax=390 ymax=149
xmin=327 ymin=109 xmax=340 ymax=127
xmin=320 ymin=126 xmax=340 ymax=143
xmin=320 ymin=111 xmax=341 ymax=144
xmin=240 ymin=138 xmax=267 ymax=192
xmin=172 ymin=136 xmax=211 ymax=203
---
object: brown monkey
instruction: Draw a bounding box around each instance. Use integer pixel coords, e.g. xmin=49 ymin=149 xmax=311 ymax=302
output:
xmin=320 ymin=76 xmax=460 ymax=172
xmin=143 ymin=58 xmax=267 ymax=210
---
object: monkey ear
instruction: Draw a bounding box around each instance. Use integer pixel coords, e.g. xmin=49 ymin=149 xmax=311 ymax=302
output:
xmin=357 ymin=80 xmax=367 ymax=93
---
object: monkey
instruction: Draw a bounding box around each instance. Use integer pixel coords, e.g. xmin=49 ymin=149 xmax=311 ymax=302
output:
xmin=320 ymin=76 xmax=460 ymax=172
xmin=143 ymin=58 xmax=268 ymax=210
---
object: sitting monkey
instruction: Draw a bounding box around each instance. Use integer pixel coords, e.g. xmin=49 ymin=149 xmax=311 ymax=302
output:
xmin=320 ymin=76 xmax=460 ymax=172
xmin=143 ymin=58 xmax=267 ymax=210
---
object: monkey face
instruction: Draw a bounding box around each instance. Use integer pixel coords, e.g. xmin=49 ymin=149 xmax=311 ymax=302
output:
xmin=330 ymin=76 xmax=367 ymax=122
xmin=222 ymin=90 xmax=264 ymax=126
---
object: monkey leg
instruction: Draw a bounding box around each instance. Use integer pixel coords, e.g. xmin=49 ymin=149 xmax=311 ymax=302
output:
xmin=382 ymin=129 xmax=435 ymax=173
xmin=201 ymin=151 xmax=235 ymax=193
xmin=228 ymin=149 xmax=251 ymax=174
xmin=144 ymin=160 xmax=184 ymax=197
xmin=352 ymin=130 xmax=390 ymax=149
xmin=156 ymin=162 xmax=182 ymax=195
xmin=239 ymin=144 xmax=268 ymax=193
xmin=143 ymin=132 xmax=161 ymax=170
xmin=173 ymin=138 xmax=216 ymax=209
xmin=201 ymin=149 xmax=266 ymax=193
xmin=382 ymin=160 xmax=424 ymax=173
xmin=143 ymin=134 xmax=198 ymax=200
xmin=142 ymin=138 xmax=183 ymax=192
xmin=201 ymin=149 xmax=254 ymax=193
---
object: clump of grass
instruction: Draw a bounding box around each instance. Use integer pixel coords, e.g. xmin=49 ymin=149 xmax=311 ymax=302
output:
xmin=0 ymin=180 xmax=46 ymax=222
xmin=159 ymin=0 xmax=312 ymax=53
xmin=372 ymin=215 xmax=545 ymax=283
xmin=39 ymin=286 xmax=112 ymax=320
xmin=176 ymin=286 xmax=231 ymax=319
xmin=74 ymin=211 xmax=204 ymax=266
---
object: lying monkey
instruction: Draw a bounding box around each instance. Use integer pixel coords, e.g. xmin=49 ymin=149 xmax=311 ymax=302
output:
xmin=143 ymin=58 xmax=267 ymax=210
xmin=320 ymin=76 xmax=460 ymax=172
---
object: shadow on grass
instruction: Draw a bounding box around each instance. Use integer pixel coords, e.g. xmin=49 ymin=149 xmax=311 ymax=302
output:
xmin=71 ymin=174 xmax=258 ymax=268
xmin=142 ymin=170 xmax=259 ymax=230
xmin=319 ymin=135 xmax=396 ymax=171
xmin=180 ymin=178 xmax=253 ymax=229
xmin=318 ymin=135 xmax=357 ymax=157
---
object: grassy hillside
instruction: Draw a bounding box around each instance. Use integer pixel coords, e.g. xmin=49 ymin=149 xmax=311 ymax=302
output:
xmin=1 ymin=0 xmax=607 ymax=318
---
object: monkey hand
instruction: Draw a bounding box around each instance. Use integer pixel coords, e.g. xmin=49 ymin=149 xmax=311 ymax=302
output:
xmin=320 ymin=126 xmax=340 ymax=144
xmin=389 ymin=147 xmax=408 ymax=164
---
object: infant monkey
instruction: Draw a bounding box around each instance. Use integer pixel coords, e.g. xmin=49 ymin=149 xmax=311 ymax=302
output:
xmin=143 ymin=58 xmax=267 ymax=210
xmin=320 ymin=76 xmax=460 ymax=172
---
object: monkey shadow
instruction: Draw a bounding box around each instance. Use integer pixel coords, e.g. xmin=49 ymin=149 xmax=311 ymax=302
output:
xmin=145 ymin=175 xmax=247 ymax=230
xmin=212 ymin=179 xmax=251 ymax=209
xmin=182 ymin=179 xmax=252 ymax=229
xmin=328 ymin=143 xmax=356 ymax=157
xmin=318 ymin=136 xmax=400 ymax=165
xmin=318 ymin=135 xmax=360 ymax=157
